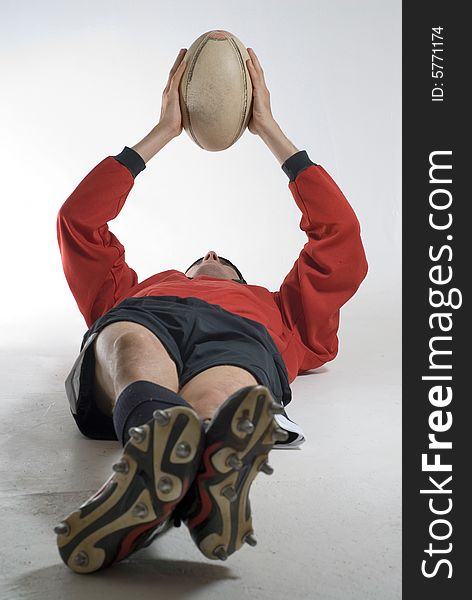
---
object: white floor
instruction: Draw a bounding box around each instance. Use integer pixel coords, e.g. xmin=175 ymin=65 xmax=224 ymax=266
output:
xmin=0 ymin=308 xmax=400 ymax=600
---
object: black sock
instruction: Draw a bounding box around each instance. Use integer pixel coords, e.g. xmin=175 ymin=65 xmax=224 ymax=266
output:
xmin=112 ymin=380 xmax=193 ymax=446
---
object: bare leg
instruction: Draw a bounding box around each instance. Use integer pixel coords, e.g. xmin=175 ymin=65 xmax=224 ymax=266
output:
xmin=92 ymin=321 xmax=258 ymax=420
xmin=92 ymin=321 xmax=180 ymax=416
xmin=178 ymin=365 xmax=258 ymax=420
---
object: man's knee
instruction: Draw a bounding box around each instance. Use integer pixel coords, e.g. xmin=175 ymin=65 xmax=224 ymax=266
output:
xmin=103 ymin=322 xmax=159 ymax=352
xmin=179 ymin=365 xmax=258 ymax=413
xmin=93 ymin=321 xmax=179 ymax=396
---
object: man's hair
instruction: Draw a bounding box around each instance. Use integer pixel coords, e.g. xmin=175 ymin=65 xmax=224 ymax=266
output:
xmin=185 ymin=256 xmax=247 ymax=284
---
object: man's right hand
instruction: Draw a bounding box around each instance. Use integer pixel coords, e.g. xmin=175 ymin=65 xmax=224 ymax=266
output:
xmin=245 ymin=48 xmax=277 ymax=137
xmin=158 ymin=49 xmax=188 ymax=139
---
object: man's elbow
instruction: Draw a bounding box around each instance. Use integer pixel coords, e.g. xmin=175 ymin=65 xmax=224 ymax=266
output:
xmin=349 ymin=251 xmax=368 ymax=292
xmin=358 ymin=252 xmax=369 ymax=284
xmin=340 ymin=244 xmax=368 ymax=293
xmin=350 ymin=218 xmax=368 ymax=285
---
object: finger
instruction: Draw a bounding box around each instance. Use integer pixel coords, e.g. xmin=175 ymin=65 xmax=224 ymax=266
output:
xmin=246 ymin=58 xmax=256 ymax=83
xmin=166 ymin=60 xmax=187 ymax=94
xmin=246 ymin=58 xmax=264 ymax=90
xmin=247 ymin=48 xmax=264 ymax=74
xmin=169 ymin=58 xmax=187 ymax=91
xmin=170 ymin=48 xmax=187 ymax=74
xmin=166 ymin=49 xmax=187 ymax=87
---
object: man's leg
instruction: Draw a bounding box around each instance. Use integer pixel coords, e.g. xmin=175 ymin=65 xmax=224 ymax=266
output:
xmin=89 ymin=320 xmax=280 ymax=563
xmin=92 ymin=320 xmax=180 ymax=417
xmin=178 ymin=366 xmax=258 ymax=419
xmin=55 ymin=320 xmax=207 ymax=574
xmin=98 ymin=315 xmax=286 ymax=562
xmin=92 ymin=321 xmax=258 ymax=420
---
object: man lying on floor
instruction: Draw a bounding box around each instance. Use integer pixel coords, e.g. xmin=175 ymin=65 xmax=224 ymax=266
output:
xmin=54 ymin=47 xmax=368 ymax=573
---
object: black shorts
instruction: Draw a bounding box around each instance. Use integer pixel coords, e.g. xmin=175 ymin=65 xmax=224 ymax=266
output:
xmin=65 ymin=295 xmax=292 ymax=441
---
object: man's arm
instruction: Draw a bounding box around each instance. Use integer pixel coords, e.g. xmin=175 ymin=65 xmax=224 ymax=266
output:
xmin=131 ymin=123 xmax=175 ymax=164
xmin=56 ymin=124 xmax=174 ymax=328
xmin=56 ymin=150 xmax=142 ymax=328
xmin=57 ymin=51 xmax=188 ymax=327
xmin=257 ymin=127 xmax=368 ymax=369
xmin=257 ymin=119 xmax=368 ymax=370
xmin=271 ymin=157 xmax=368 ymax=370
xmin=246 ymin=48 xmax=368 ymax=370
xmin=258 ymin=120 xmax=300 ymax=165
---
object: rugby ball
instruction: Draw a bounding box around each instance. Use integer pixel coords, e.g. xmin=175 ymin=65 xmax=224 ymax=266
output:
xmin=179 ymin=30 xmax=253 ymax=151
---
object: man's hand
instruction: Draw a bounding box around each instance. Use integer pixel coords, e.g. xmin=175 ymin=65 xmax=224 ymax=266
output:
xmin=158 ymin=48 xmax=188 ymax=138
xmin=132 ymin=49 xmax=187 ymax=163
xmin=246 ymin=47 xmax=299 ymax=164
xmin=246 ymin=48 xmax=277 ymax=136
xmin=133 ymin=46 xmax=299 ymax=165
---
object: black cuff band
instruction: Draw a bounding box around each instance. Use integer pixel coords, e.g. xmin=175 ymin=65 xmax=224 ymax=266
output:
xmin=113 ymin=146 xmax=146 ymax=178
xmin=281 ymin=150 xmax=317 ymax=182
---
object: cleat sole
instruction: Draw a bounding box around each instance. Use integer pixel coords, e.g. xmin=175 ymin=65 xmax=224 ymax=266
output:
xmin=55 ymin=406 xmax=204 ymax=574
xmin=183 ymin=385 xmax=279 ymax=560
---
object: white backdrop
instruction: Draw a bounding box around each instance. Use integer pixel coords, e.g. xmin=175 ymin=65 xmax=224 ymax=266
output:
xmin=0 ymin=0 xmax=400 ymax=348
xmin=0 ymin=2 xmax=401 ymax=597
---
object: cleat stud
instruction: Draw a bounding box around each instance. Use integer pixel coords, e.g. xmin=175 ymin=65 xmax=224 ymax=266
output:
xmin=237 ymin=418 xmax=254 ymax=434
xmin=213 ymin=545 xmax=228 ymax=561
xmin=244 ymin=533 xmax=258 ymax=547
xmin=175 ymin=441 xmax=192 ymax=458
xmin=153 ymin=409 xmax=170 ymax=425
xmin=157 ymin=476 xmax=173 ymax=493
xmin=73 ymin=550 xmax=89 ymax=566
xmin=226 ymin=453 xmax=243 ymax=470
xmin=128 ymin=426 xmax=146 ymax=443
xmin=54 ymin=521 xmax=70 ymax=536
xmin=132 ymin=502 xmax=149 ymax=518
xmin=221 ymin=485 xmax=238 ymax=502
xmin=257 ymin=393 xmax=266 ymax=402
xmin=269 ymin=401 xmax=285 ymax=415
xmin=273 ymin=427 xmax=289 ymax=442
xmin=112 ymin=459 xmax=129 ymax=474
xmin=259 ymin=462 xmax=274 ymax=475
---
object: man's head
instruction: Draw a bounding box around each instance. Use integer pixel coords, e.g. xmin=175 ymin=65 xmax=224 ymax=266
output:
xmin=185 ymin=250 xmax=247 ymax=284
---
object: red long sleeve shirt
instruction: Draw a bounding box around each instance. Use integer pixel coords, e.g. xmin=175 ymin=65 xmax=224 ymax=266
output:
xmin=56 ymin=150 xmax=368 ymax=385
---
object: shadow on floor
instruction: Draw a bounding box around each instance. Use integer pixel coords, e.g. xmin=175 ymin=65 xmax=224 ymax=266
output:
xmin=8 ymin=556 xmax=239 ymax=600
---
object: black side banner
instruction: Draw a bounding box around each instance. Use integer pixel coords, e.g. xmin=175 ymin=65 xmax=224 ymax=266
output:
xmin=403 ymin=1 xmax=467 ymax=598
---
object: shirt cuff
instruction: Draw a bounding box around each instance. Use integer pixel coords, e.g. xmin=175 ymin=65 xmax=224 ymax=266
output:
xmin=113 ymin=146 xmax=146 ymax=178
xmin=281 ymin=150 xmax=318 ymax=182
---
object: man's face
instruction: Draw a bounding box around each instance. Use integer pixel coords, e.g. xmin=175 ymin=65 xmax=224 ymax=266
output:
xmin=185 ymin=250 xmax=241 ymax=281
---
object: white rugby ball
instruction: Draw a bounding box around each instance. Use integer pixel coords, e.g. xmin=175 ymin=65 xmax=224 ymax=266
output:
xmin=179 ymin=30 xmax=253 ymax=152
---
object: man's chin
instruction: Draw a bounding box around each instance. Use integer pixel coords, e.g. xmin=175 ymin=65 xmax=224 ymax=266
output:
xmin=194 ymin=265 xmax=224 ymax=277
